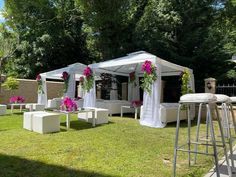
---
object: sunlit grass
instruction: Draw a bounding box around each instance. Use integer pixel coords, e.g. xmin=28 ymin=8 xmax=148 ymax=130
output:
xmin=0 ymin=110 xmax=219 ymax=177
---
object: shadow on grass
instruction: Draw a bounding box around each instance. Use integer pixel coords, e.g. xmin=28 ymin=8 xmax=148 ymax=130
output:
xmin=0 ymin=153 xmax=116 ymax=177
xmin=60 ymin=120 xmax=112 ymax=131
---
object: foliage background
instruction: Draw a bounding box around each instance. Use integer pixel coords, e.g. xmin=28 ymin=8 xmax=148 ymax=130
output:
xmin=0 ymin=0 xmax=236 ymax=90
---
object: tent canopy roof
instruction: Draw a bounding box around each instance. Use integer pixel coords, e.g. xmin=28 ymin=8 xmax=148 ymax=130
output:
xmin=40 ymin=63 xmax=87 ymax=80
xmin=90 ymin=51 xmax=192 ymax=77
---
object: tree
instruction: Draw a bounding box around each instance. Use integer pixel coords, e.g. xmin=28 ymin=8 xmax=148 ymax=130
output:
xmin=3 ymin=0 xmax=89 ymax=78
xmin=0 ymin=24 xmax=18 ymax=92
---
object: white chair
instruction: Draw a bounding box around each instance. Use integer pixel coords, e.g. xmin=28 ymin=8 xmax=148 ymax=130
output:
xmin=23 ymin=111 xmax=46 ymax=131
xmin=32 ymin=113 xmax=60 ymax=134
xmin=0 ymin=104 xmax=7 ymax=115
xmin=78 ymin=107 xmax=109 ymax=125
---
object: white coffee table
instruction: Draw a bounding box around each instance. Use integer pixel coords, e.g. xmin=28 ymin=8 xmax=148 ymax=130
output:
xmin=55 ymin=109 xmax=96 ymax=130
xmin=9 ymin=103 xmax=26 ymax=113
xmin=121 ymin=106 xmax=139 ymax=119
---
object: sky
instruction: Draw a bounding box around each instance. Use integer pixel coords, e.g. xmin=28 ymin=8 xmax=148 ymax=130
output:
xmin=0 ymin=0 xmax=4 ymax=23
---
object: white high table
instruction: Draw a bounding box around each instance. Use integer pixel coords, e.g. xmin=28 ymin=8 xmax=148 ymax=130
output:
xmin=56 ymin=109 xmax=96 ymax=130
xmin=121 ymin=106 xmax=140 ymax=119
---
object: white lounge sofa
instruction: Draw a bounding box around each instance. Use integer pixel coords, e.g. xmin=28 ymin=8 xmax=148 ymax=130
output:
xmin=96 ymin=100 xmax=134 ymax=116
xmin=140 ymin=103 xmax=187 ymax=124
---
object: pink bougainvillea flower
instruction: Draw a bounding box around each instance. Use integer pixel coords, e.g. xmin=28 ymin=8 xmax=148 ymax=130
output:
xmin=9 ymin=96 xmax=25 ymax=103
xmin=61 ymin=96 xmax=77 ymax=112
xmin=83 ymin=66 xmax=93 ymax=78
xmin=36 ymin=74 xmax=41 ymax=81
xmin=61 ymin=71 xmax=69 ymax=81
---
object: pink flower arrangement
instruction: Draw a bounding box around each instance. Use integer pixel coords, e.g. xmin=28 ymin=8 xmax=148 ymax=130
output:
xmin=36 ymin=74 xmax=44 ymax=93
xmin=60 ymin=96 xmax=77 ymax=112
xmin=140 ymin=60 xmax=157 ymax=94
xmin=131 ymin=100 xmax=143 ymax=107
xmin=83 ymin=66 xmax=94 ymax=92
xmin=36 ymin=74 xmax=41 ymax=81
xmin=83 ymin=66 xmax=93 ymax=78
xmin=9 ymin=96 xmax=25 ymax=103
xmin=61 ymin=71 xmax=70 ymax=93
xmin=61 ymin=71 xmax=69 ymax=81
xmin=141 ymin=60 xmax=153 ymax=74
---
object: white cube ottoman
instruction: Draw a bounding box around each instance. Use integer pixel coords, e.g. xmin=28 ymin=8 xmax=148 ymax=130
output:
xmin=23 ymin=111 xmax=46 ymax=131
xmin=0 ymin=104 xmax=7 ymax=115
xmin=33 ymin=104 xmax=45 ymax=111
xmin=33 ymin=113 xmax=60 ymax=134
xmin=78 ymin=108 xmax=108 ymax=125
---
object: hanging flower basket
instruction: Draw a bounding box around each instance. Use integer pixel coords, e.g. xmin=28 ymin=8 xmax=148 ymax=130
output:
xmin=60 ymin=96 xmax=77 ymax=112
xmin=61 ymin=71 xmax=70 ymax=93
xmin=140 ymin=60 xmax=157 ymax=94
xmin=83 ymin=66 xmax=94 ymax=92
xmin=36 ymin=74 xmax=44 ymax=94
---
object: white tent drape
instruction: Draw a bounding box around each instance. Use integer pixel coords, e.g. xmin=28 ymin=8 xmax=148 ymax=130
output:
xmin=140 ymin=62 xmax=165 ymax=128
xmin=65 ymin=69 xmax=76 ymax=98
xmin=110 ymin=76 xmax=118 ymax=100
xmin=83 ymin=81 xmax=96 ymax=107
xmin=77 ymin=84 xmax=85 ymax=98
xmin=37 ymin=74 xmax=47 ymax=106
xmin=128 ymin=72 xmax=140 ymax=101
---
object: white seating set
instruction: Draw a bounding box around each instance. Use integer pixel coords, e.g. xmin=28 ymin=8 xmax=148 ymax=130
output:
xmin=23 ymin=111 xmax=60 ymax=134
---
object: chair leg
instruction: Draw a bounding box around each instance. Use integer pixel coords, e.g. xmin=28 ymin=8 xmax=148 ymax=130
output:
xmin=187 ymin=105 xmax=191 ymax=166
xmin=207 ymin=104 xmax=220 ymax=177
xmin=172 ymin=104 xmax=183 ymax=177
xmin=206 ymin=104 xmax=210 ymax=154
xmin=194 ymin=103 xmax=203 ymax=164
xmin=229 ymin=104 xmax=236 ymax=135
xmin=215 ymin=104 xmax=232 ymax=177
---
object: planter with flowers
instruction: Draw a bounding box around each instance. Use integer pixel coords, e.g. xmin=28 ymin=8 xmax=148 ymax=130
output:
xmin=36 ymin=74 xmax=44 ymax=94
xmin=83 ymin=66 xmax=94 ymax=92
xmin=61 ymin=71 xmax=70 ymax=93
xmin=9 ymin=96 xmax=25 ymax=104
xmin=60 ymin=96 xmax=77 ymax=112
xmin=140 ymin=60 xmax=157 ymax=94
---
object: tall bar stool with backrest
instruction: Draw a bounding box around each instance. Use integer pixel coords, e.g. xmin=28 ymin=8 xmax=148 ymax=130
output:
xmin=172 ymin=93 xmax=232 ymax=177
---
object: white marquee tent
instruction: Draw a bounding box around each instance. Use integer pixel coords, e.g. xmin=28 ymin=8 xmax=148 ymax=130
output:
xmin=86 ymin=51 xmax=195 ymax=128
xmin=38 ymin=51 xmax=194 ymax=128
xmin=38 ymin=63 xmax=88 ymax=106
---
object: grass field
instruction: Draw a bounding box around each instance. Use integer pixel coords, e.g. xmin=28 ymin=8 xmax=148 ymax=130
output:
xmin=0 ymin=110 xmax=217 ymax=177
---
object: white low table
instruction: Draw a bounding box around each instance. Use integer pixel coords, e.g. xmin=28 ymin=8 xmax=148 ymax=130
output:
xmin=121 ymin=106 xmax=140 ymax=119
xmin=9 ymin=103 xmax=26 ymax=113
xmin=55 ymin=109 xmax=96 ymax=130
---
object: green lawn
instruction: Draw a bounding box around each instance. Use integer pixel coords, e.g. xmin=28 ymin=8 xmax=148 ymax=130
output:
xmin=0 ymin=111 xmax=217 ymax=177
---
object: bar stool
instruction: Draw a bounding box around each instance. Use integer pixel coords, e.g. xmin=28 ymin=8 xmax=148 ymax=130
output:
xmin=194 ymin=94 xmax=236 ymax=173
xmin=172 ymin=93 xmax=232 ymax=177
